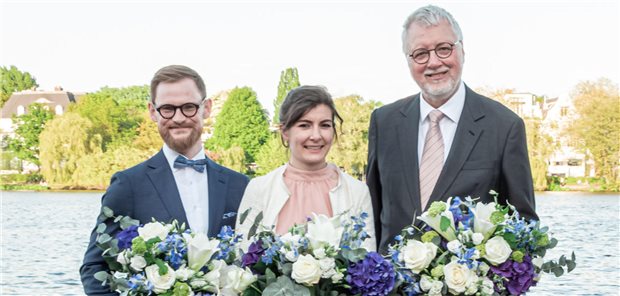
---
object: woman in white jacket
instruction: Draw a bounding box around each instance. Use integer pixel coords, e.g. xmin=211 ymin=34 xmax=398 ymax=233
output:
xmin=236 ymin=85 xmax=375 ymax=251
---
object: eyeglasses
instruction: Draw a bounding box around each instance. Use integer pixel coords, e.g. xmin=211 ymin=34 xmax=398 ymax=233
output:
xmin=155 ymin=101 xmax=203 ymax=119
xmin=408 ymin=40 xmax=461 ymax=64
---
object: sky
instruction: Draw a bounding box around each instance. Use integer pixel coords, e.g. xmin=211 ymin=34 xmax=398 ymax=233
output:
xmin=1 ymin=0 xmax=618 ymax=116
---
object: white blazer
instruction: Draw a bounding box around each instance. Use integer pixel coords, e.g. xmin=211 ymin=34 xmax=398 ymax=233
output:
xmin=236 ymin=164 xmax=376 ymax=251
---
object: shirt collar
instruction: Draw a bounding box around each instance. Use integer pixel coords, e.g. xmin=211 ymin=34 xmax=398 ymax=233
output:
xmin=419 ymin=81 xmax=466 ymax=124
xmin=162 ymin=144 xmax=206 ymax=171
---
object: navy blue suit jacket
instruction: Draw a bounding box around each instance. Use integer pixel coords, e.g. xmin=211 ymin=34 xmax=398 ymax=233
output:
xmin=80 ymin=150 xmax=248 ymax=295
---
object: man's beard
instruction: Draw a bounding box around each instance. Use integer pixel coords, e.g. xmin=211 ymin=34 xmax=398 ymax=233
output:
xmin=421 ymin=77 xmax=458 ymax=104
xmin=159 ymin=125 xmax=202 ymax=155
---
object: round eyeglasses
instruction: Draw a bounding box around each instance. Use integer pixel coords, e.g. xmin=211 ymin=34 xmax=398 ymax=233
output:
xmin=155 ymin=101 xmax=202 ymax=119
xmin=408 ymin=41 xmax=461 ymax=64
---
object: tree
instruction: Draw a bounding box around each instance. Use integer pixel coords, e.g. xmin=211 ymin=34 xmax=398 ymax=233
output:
xmin=69 ymin=85 xmax=148 ymax=151
xmin=132 ymin=112 xmax=162 ymax=156
xmin=525 ymin=118 xmax=555 ymax=191
xmin=328 ymin=95 xmax=381 ymax=179
xmin=273 ymin=68 xmax=300 ymax=124
xmin=4 ymin=103 xmax=55 ymax=171
xmin=566 ymin=78 xmax=620 ymax=190
xmin=0 ymin=65 xmax=38 ymax=107
xmin=254 ymin=133 xmax=288 ymax=176
xmin=39 ymin=113 xmax=93 ymax=187
xmin=212 ymin=146 xmax=247 ymax=174
xmin=206 ymin=87 xmax=270 ymax=162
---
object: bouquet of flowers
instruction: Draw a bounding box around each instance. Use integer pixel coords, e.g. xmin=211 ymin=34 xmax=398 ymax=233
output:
xmin=238 ymin=211 xmax=395 ymax=296
xmin=387 ymin=191 xmax=576 ymax=296
xmin=94 ymin=206 xmax=256 ymax=295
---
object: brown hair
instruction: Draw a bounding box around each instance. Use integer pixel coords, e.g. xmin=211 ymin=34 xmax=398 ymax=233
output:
xmin=150 ymin=65 xmax=206 ymax=103
xmin=279 ymin=85 xmax=343 ymax=146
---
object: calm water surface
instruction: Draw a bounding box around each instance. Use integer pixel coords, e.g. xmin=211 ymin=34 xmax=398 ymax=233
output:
xmin=1 ymin=191 xmax=619 ymax=295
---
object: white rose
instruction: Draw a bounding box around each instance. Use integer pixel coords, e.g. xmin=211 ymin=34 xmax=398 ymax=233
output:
xmin=419 ymin=275 xmax=433 ymax=291
xmin=285 ymin=250 xmax=299 ymax=262
xmin=480 ymin=277 xmax=494 ymax=296
xmin=280 ymin=233 xmax=301 ymax=246
xmin=447 ymin=240 xmax=462 ymax=254
xmin=472 ymin=233 xmax=484 ymax=245
xmin=443 ymin=261 xmax=477 ymax=295
xmin=465 ymin=280 xmax=479 ymax=295
xmin=183 ymin=232 xmax=220 ymax=270
xmin=116 ymin=250 xmax=129 ymax=265
xmin=145 ymin=263 xmax=176 ymax=293
xmin=331 ymin=272 xmax=344 ymax=283
xmin=220 ymin=265 xmax=257 ymax=294
xmin=138 ymin=222 xmax=170 ymax=241
xmin=319 ymin=257 xmax=336 ymax=278
xmin=175 ymin=265 xmax=195 ymax=281
xmin=429 ymin=281 xmax=444 ymax=296
xmin=130 ymin=255 xmax=147 ymax=271
xmin=484 ymin=236 xmax=512 ymax=265
xmin=291 ymin=254 xmax=322 ymax=285
xmin=472 ymin=202 xmax=498 ymax=240
xmin=313 ymin=248 xmax=327 ymax=259
xmin=398 ymin=239 xmax=438 ymax=274
xmin=418 ymin=202 xmax=457 ymax=241
xmin=306 ymin=214 xmax=344 ymax=250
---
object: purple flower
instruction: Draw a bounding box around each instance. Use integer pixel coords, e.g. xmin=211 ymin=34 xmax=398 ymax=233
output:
xmin=116 ymin=225 xmax=139 ymax=250
xmin=346 ymin=252 xmax=395 ymax=296
xmin=490 ymin=255 xmax=537 ymax=295
xmin=241 ymin=240 xmax=264 ymax=267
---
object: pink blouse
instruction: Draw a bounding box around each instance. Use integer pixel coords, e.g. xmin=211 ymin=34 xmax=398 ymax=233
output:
xmin=275 ymin=163 xmax=339 ymax=234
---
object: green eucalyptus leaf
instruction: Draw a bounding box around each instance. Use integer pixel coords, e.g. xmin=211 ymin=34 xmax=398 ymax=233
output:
xmin=552 ymin=266 xmax=564 ymax=277
xmin=548 ymin=238 xmax=558 ymax=248
xmin=266 ymin=268 xmax=277 ymax=285
xmin=120 ymin=216 xmax=140 ymax=229
xmin=96 ymin=223 xmax=107 ymax=234
xmin=97 ymin=233 xmax=112 ymax=244
xmin=94 ymin=271 xmax=109 ymax=283
xmin=567 ymin=260 xmax=577 ymax=272
xmin=102 ymin=206 xmax=114 ymax=218
xmin=341 ymin=248 xmax=368 ymax=263
xmin=559 ymin=255 xmax=567 ymax=265
xmin=263 ymin=276 xmax=310 ymax=296
xmin=240 ymin=208 xmax=251 ymax=225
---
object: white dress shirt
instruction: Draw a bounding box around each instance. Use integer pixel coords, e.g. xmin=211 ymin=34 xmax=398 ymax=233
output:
xmin=162 ymin=144 xmax=210 ymax=234
xmin=418 ymin=81 xmax=466 ymax=164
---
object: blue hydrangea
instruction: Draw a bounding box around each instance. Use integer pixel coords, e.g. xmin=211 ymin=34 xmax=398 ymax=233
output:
xmin=115 ymin=225 xmax=139 ymax=250
xmin=346 ymin=252 xmax=395 ymax=296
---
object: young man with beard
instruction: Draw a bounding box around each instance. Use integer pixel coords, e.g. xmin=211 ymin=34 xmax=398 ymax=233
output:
xmin=366 ymin=5 xmax=538 ymax=253
xmin=80 ymin=65 xmax=249 ymax=295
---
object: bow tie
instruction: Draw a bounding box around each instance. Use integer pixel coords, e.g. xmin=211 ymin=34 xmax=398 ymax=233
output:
xmin=173 ymin=156 xmax=207 ymax=172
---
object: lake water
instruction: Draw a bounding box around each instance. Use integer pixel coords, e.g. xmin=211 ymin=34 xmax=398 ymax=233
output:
xmin=1 ymin=191 xmax=618 ymax=295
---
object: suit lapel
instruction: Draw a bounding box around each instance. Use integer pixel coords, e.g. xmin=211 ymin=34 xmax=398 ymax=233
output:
xmin=146 ymin=151 xmax=189 ymax=225
xmin=429 ymin=86 xmax=484 ymax=207
xmin=396 ymin=95 xmax=422 ymax=213
xmin=207 ymin=159 xmax=227 ymax=236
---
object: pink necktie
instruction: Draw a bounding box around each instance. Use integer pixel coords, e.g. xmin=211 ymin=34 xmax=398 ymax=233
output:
xmin=419 ymin=110 xmax=445 ymax=209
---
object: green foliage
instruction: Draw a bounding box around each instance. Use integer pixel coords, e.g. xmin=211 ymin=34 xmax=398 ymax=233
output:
xmin=206 ymin=87 xmax=270 ymax=162
xmin=566 ymin=78 xmax=620 ymax=190
xmin=273 ymin=67 xmax=300 ymax=124
xmin=132 ymin=112 xmax=162 ymax=155
xmin=328 ymin=95 xmax=381 ymax=178
xmin=39 ymin=113 xmax=94 ymax=187
xmin=70 ymin=85 xmax=149 ymax=151
xmin=212 ymin=146 xmax=247 ymax=174
xmin=254 ymin=133 xmax=288 ymax=176
xmin=4 ymin=103 xmax=55 ymax=170
xmin=524 ymin=118 xmax=556 ymax=191
xmin=0 ymin=65 xmax=38 ymax=107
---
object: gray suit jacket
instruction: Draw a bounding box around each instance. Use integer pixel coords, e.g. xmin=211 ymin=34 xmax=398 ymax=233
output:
xmin=366 ymin=86 xmax=537 ymax=253
xmin=80 ymin=150 xmax=248 ymax=295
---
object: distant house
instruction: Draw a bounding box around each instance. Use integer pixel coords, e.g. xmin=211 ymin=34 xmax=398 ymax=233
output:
xmin=0 ymin=87 xmax=85 ymax=136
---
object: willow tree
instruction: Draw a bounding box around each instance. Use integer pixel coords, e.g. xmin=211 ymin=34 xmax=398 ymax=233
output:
xmin=39 ymin=113 xmax=93 ymax=187
xmin=566 ymin=78 xmax=620 ymax=189
xmin=328 ymin=95 xmax=381 ymax=179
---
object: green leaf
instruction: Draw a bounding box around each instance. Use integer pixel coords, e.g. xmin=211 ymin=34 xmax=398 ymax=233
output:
xmin=341 ymin=248 xmax=368 ymax=263
xmin=97 ymin=233 xmax=112 ymax=244
xmin=96 ymin=223 xmax=107 ymax=234
xmin=263 ymin=276 xmax=310 ymax=296
xmin=248 ymin=211 xmax=264 ymax=238
xmin=567 ymin=260 xmax=577 ymax=272
xmin=559 ymin=255 xmax=566 ymax=265
xmin=440 ymin=216 xmax=451 ymax=232
xmin=548 ymin=238 xmax=558 ymax=248
xmin=552 ymin=266 xmax=564 ymax=277
xmin=102 ymin=206 xmax=114 ymax=218
xmin=265 ymin=268 xmax=277 ymax=285
xmin=120 ymin=216 xmax=140 ymax=229
xmin=155 ymin=258 xmax=168 ymax=275
xmin=240 ymin=208 xmax=251 ymax=225
xmin=114 ymin=215 xmax=123 ymax=223
xmin=94 ymin=271 xmax=109 ymax=283
xmin=571 ymin=251 xmax=576 ymax=261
